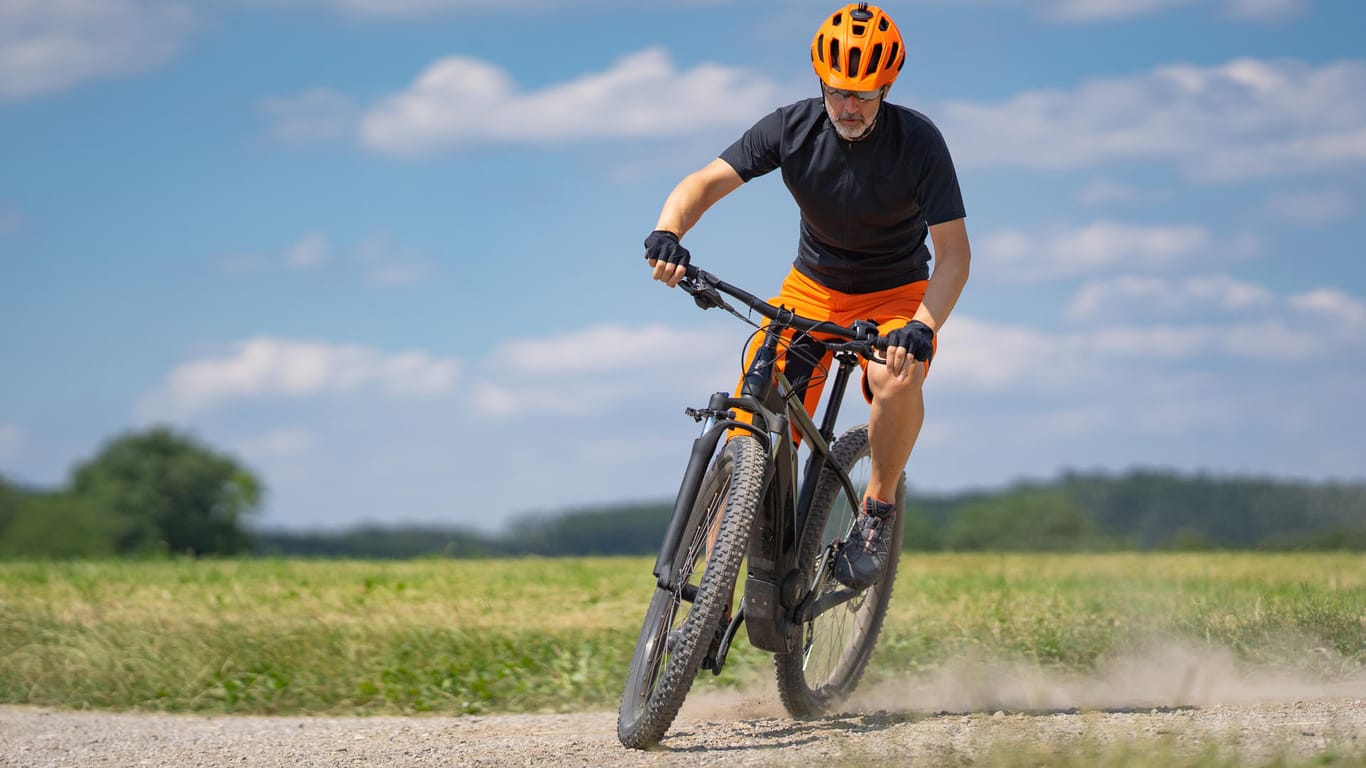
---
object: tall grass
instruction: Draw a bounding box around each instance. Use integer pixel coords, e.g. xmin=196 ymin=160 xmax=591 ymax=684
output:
xmin=0 ymin=554 xmax=1361 ymax=716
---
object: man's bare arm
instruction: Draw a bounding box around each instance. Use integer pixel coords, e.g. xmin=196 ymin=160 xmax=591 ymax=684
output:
xmin=650 ymin=158 xmax=744 ymax=287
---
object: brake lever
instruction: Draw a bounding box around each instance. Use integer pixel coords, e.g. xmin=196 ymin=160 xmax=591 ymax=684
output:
xmin=825 ymin=339 xmax=886 ymax=364
xmin=680 ymin=275 xmax=725 ymax=311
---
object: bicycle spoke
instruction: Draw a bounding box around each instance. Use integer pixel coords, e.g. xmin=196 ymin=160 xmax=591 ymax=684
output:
xmin=775 ymin=425 xmax=903 ymax=718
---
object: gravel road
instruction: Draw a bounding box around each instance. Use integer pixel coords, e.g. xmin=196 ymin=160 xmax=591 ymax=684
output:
xmin=4 ymin=646 xmax=1362 ymax=767
xmin=3 ymin=686 xmax=1362 ymax=767
xmin=8 ymin=664 xmax=1366 ymax=765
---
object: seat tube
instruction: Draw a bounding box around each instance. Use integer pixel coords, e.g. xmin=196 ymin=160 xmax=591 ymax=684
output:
xmin=742 ymin=331 xmax=780 ymax=402
xmin=817 ymin=356 xmax=857 ymax=441
xmin=797 ymin=356 xmax=858 ymax=529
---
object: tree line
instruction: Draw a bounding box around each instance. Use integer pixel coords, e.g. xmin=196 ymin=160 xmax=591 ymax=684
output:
xmin=2 ymin=426 xmax=1363 ymax=559
xmin=259 ymin=470 xmax=1366 ymax=558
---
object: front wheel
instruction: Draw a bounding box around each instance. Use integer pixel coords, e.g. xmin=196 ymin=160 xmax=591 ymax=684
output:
xmin=774 ymin=424 xmax=904 ymax=718
xmin=617 ymin=435 xmax=766 ymax=749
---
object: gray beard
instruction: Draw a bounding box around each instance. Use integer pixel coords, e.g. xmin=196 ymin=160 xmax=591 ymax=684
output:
xmin=834 ymin=114 xmax=878 ymax=142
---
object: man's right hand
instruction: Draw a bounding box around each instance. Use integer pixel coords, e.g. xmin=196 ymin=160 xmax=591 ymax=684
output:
xmin=644 ymin=230 xmax=690 ymax=288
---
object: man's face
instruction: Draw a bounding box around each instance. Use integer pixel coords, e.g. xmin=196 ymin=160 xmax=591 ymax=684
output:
xmin=821 ymin=83 xmax=885 ymax=141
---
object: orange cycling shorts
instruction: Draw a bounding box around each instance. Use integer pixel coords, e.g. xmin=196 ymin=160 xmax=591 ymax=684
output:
xmin=731 ymin=267 xmax=933 ymax=436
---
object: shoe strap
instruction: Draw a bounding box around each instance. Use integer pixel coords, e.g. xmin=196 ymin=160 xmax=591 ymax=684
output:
xmin=864 ymin=496 xmax=896 ymax=519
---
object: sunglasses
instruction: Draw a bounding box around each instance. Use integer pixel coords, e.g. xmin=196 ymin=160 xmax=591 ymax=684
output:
xmin=821 ymin=83 xmax=884 ymax=102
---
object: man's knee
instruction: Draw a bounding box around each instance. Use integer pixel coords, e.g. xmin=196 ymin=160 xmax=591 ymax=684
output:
xmin=867 ymin=362 xmax=926 ymax=401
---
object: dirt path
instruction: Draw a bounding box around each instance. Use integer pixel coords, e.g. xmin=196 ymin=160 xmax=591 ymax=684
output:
xmin=3 ymin=691 xmax=1362 ymax=767
xmin=5 ymin=646 xmax=1363 ymax=766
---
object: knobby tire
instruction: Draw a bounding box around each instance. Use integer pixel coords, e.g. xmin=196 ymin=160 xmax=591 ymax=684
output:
xmin=617 ymin=435 xmax=766 ymax=749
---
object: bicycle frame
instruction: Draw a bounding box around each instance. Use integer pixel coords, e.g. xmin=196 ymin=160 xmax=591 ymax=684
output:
xmin=651 ymin=268 xmax=880 ymax=656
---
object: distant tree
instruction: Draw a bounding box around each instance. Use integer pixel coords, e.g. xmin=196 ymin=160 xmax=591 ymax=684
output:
xmin=504 ymin=502 xmax=673 ymax=556
xmin=0 ymin=475 xmax=19 ymax=534
xmin=0 ymin=491 xmax=126 ymax=558
xmin=72 ymin=426 xmax=262 ymax=556
xmin=254 ymin=526 xmax=503 ymax=559
xmin=943 ymin=488 xmax=1106 ymax=551
xmin=900 ymin=503 xmax=942 ymax=551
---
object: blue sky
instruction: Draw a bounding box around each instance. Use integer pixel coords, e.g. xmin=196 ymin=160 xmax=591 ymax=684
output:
xmin=2 ymin=0 xmax=1364 ymax=533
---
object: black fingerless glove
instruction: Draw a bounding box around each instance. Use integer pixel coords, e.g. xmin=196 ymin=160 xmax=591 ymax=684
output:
xmin=886 ymin=320 xmax=935 ymax=363
xmin=643 ymin=230 xmax=690 ymax=268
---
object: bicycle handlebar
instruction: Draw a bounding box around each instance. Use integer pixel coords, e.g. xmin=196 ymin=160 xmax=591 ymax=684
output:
xmin=676 ymin=265 xmax=891 ymax=357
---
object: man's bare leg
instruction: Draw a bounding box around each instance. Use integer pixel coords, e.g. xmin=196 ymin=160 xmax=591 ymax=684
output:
xmin=865 ymin=361 xmax=926 ymax=504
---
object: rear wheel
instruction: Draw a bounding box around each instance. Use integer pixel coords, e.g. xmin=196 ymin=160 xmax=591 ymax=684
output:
xmin=774 ymin=424 xmax=904 ymax=718
xmin=617 ymin=435 xmax=766 ymax=749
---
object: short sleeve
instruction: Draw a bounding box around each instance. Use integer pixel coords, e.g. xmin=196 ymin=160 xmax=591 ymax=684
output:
xmin=718 ymin=108 xmax=785 ymax=182
xmin=917 ymin=127 xmax=966 ymax=226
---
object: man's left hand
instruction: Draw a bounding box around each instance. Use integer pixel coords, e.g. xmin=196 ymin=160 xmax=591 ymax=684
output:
xmin=884 ymin=321 xmax=934 ymax=378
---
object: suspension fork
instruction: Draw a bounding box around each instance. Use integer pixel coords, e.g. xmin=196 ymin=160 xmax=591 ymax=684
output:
xmin=652 ymin=330 xmax=785 ymax=589
xmin=652 ymin=387 xmax=779 ymax=590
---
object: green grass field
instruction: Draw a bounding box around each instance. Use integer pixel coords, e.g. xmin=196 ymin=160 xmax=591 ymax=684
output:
xmin=0 ymin=553 xmax=1361 ymax=718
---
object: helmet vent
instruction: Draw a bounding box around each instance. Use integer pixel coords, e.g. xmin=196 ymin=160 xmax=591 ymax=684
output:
xmin=847 ymin=46 xmax=862 ymax=78
xmin=831 ymin=12 xmax=843 ymax=26
xmin=852 ymin=24 xmax=866 ymax=35
xmin=829 ymin=39 xmax=842 ymax=72
xmin=887 ymin=41 xmax=899 ymax=70
xmin=866 ymin=43 xmax=883 ymax=76
xmin=879 ymin=18 xmax=889 ymax=31
xmin=816 ymin=34 xmax=826 ymax=62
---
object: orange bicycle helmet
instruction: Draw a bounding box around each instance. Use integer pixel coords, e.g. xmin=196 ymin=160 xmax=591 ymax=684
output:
xmin=811 ymin=3 xmax=905 ymax=92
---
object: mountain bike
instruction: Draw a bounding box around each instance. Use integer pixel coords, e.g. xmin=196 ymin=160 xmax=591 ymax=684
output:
xmin=617 ymin=264 xmax=906 ymax=749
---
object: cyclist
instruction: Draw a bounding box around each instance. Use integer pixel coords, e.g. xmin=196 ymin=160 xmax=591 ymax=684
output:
xmin=643 ymin=2 xmax=971 ymax=590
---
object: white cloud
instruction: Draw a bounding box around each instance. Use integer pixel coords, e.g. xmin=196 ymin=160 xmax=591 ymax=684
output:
xmin=239 ymin=0 xmax=516 ymax=16
xmin=0 ymin=424 xmax=22 ymax=461
xmin=357 ymin=48 xmax=782 ymax=155
xmin=943 ymin=57 xmax=1366 ymax=181
xmin=147 ymin=301 xmax=1366 ymax=531
xmin=1045 ymin=0 xmax=1191 ymax=22
xmin=932 ymin=318 xmax=1068 ymax=391
xmin=979 ymin=220 xmax=1227 ymax=281
xmin=1075 ymin=179 xmax=1145 ymax=207
xmin=1290 ymin=288 xmax=1366 ymax=329
xmin=240 ymin=0 xmax=1309 ymax=23
xmin=0 ymin=0 xmax=194 ymax=101
xmin=140 ymin=337 xmax=460 ymax=417
xmin=1043 ymin=0 xmax=1307 ymax=22
xmin=354 ymin=235 xmax=432 ymax=285
xmin=1222 ymin=0 xmax=1309 ymax=22
xmin=219 ymin=232 xmax=437 ymax=282
xmin=217 ymin=232 xmax=332 ymax=274
xmin=285 ymin=232 xmax=330 ymax=269
xmin=474 ymin=323 xmax=737 ymax=416
xmin=936 ymin=280 xmax=1366 ymax=394
xmin=234 ymin=428 xmax=316 ymax=460
xmin=1265 ymin=188 xmax=1356 ymax=224
xmin=261 ymin=88 xmax=358 ymax=144
xmin=241 ymin=0 xmax=782 ymax=19
xmin=1067 ymin=274 xmax=1275 ymax=321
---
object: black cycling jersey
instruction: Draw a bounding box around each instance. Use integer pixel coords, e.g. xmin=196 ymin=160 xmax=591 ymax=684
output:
xmin=719 ymin=97 xmax=966 ymax=294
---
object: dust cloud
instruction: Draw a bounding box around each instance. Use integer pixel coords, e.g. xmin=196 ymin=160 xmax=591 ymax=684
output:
xmin=679 ymin=641 xmax=1365 ymax=721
